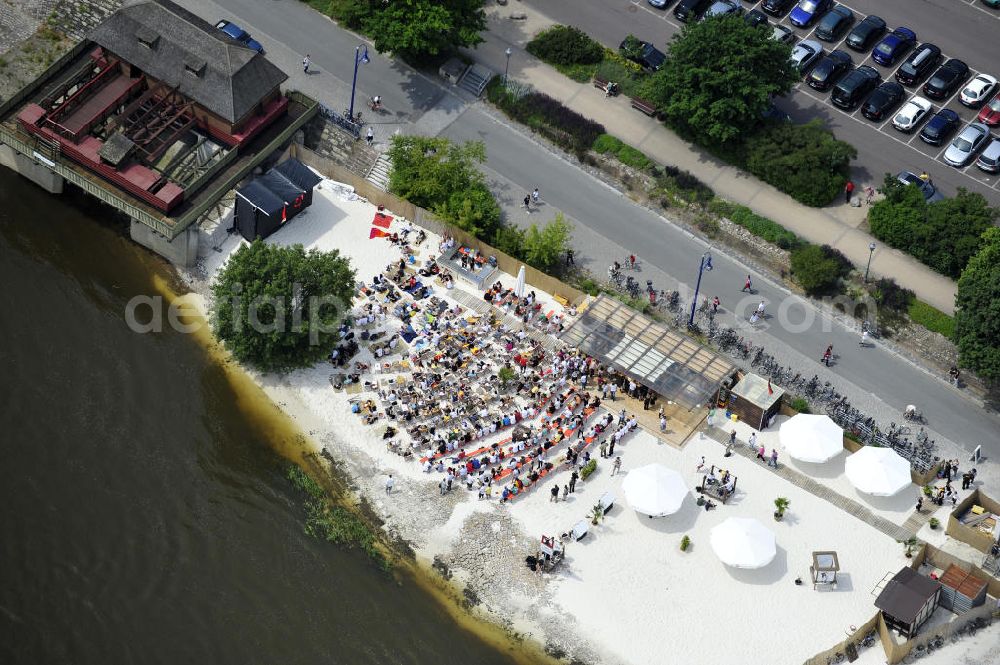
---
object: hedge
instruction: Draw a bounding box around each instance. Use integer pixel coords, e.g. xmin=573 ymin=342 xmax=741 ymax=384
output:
xmin=487 ymin=79 xmax=605 ymax=154
xmin=907 ymin=300 xmax=955 ymax=339
xmin=592 ymin=133 xmax=654 ymax=170
xmin=526 ymin=25 xmax=604 ymax=67
xmin=708 ymin=200 xmax=800 ymax=249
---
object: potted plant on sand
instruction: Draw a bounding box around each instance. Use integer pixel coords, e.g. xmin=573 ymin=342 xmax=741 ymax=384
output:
xmin=590 ymin=503 xmax=604 ymax=526
xmin=774 ymin=497 xmax=790 ymax=521
xmin=928 ymin=517 xmax=940 ymax=530
xmin=900 ymin=536 xmax=919 ymax=558
xmin=680 ymin=535 xmax=691 ymax=552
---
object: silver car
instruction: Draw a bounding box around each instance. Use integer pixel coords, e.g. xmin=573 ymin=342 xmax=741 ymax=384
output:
xmin=943 ymin=123 xmax=991 ymax=167
xmin=791 ymin=40 xmax=824 ymax=73
xmin=704 ymin=0 xmax=742 ymax=18
xmin=771 ymin=25 xmax=795 ymax=45
xmin=976 ymin=138 xmax=1000 ymax=173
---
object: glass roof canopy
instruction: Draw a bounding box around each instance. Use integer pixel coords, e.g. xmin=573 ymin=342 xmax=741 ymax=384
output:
xmin=559 ymin=295 xmax=735 ymax=410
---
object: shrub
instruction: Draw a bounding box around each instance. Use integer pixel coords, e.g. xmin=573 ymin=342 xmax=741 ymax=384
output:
xmin=580 ymin=458 xmax=598 ymax=480
xmin=527 ymin=25 xmax=604 ymax=66
xmin=657 ymin=165 xmax=715 ymax=207
xmin=906 ymin=300 xmax=954 ymax=339
xmin=491 ymin=224 xmax=526 ymax=258
xmin=708 ymin=199 xmax=800 ymax=249
xmin=955 ymin=228 xmax=1000 ymax=380
xmin=929 ymin=517 xmax=940 ymax=529
xmin=594 ymin=56 xmax=645 ymax=97
xmin=790 ymin=243 xmax=847 ymax=296
xmin=488 ymin=81 xmax=606 ymax=155
xmin=789 ymin=397 xmax=811 ymax=414
xmin=523 ymin=213 xmax=574 ymax=273
xmin=744 ymin=120 xmax=856 ymax=207
xmin=592 ymin=133 xmax=623 ymax=154
xmin=871 ymin=277 xmax=914 ymax=314
xmin=617 ymin=144 xmax=653 ymax=170
xmin=680 ymin=535 xmax=691 ymax=551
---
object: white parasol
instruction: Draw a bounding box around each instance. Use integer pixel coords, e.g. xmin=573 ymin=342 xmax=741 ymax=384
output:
xmin=710 ymin=517 xmax=777 ymax=569
xmin=845 ymin=446 xmax=911 ymax=496
xmin=621 ymin=463 xmax=688 ymax=517
xmin=779 ymin=414 xmax=844 ymax=463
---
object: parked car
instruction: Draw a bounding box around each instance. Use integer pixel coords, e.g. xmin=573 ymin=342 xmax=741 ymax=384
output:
xmin=923 ymin=59 xmax=969 ymax=100
xmin=845 ymin=15 xmax=886 ymax=52
xmin=807 ymin=50 xmax=853 ymax=91
xmin=960 ymin=75 xmax=999 ymax=108
xmin=977 ymin=138 xmax=1000 ymax=173
xmin=831 ymin=65 xmax=881 ymax=110
xmin=789 ymin=0 xmax=832 ymax=28
xmin=761 ymin=0 xmax=796 ymax=17
xmin=215 ymin=19 xmax=265 ymax=54
xmin=744 ymin=8 xmax=769 ymax=28
xmin=871 ymin=27 xmax=916 ymax=67
xmin=674 ymin=0 xmax=711 ymax=21
xmin=892 ymin=96 xmax=932 ymax=132
xmin=919 ymin=109 xmax=961 ymax=145
xmin=862 ymin=81 xmax=905 ymax=121
xmin=894 ymin=43 xmax=941 ymax=86
xmin=770 ymin=24 xmax=795 ymax=44
xmin=703 ymin=0 xmax=742 ymax=18
xmin=982 ymin=0 xmax=1000 ymax=7
xmin=814 ymin=6 xmax=854 ymax=42
xmin=790 ymin=40 xmax=823 ymax=74
xmin=977 ymin=93 xmax=1000 ymax=125
xmin=647 ymin=0 xmax=672 ymax=8
xmin=762 ymin=102 xmax=792 ymax=123
xmin=897 ymin=171 xmax=945 ymax=202
xmin=619 ymin=38 xmax=667 ymax=72
xmin=943 ymin=122 xmax=991 ymax=167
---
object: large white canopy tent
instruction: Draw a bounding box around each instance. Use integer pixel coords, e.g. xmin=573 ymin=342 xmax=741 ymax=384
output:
xmin=845 ymin=446 xmax=911 ymax=496
xmin=710 ymin=517 xmax=777 ymax=569
xmin=779 ymin=414 xmax=844 ymax=463
xmin=621 ymin=464 xmax=688 ymax=517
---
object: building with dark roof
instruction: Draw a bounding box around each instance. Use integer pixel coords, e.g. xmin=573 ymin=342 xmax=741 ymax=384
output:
xmin=0 ymin=0 xmax=316 ymax=265
xmin=874 ymin=567 xmax=942 ymax=638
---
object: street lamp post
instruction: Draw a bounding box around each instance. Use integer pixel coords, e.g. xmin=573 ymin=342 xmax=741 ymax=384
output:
xmin=865 ymin=242 xmax=876 ymax=283
xmin=504 ymin=47 xmax=512 ymax=84
xmin=348 ymin=44 xmax=370 ymax=122
xmin=688 ymin=251 xmax=713 ymax=327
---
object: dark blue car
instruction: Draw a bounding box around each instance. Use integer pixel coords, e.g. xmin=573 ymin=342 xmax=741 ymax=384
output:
xmin=215 ymin=19 xmax=265 ymax=54
xmin=872 ymin=27 xmax=916 ymax=67
xmin=789 ymin=0 xmax=832 ymax=28
xmin=919 ymin=109 xmax=960 ymax=146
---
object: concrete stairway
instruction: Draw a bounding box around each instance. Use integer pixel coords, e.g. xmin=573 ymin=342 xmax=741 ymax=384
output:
xmin=457 ymin=64 xmax=494 ymax=97
xmin=366 ymin=152 xmax=392 ymax=191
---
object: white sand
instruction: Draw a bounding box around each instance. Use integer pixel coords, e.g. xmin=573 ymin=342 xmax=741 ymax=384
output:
xmin=189 ymin=173 xmax=994 ymax=665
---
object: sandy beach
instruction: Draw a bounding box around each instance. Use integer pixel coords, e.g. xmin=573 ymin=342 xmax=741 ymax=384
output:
xmin=187 ymin=170 xmax=999 ymax=665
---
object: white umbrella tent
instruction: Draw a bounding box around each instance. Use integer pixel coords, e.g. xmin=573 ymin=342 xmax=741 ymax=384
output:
xmin=710 ymin=517 xmax=777 ymax=569
xmin=515 ymin=265 xmax=526 ymax=299
xmin=621 ymin=464 xmax=688 ymax=517
xmin=779 ymin=414 xmax=844 ymax=463
xmin=844 ymin=446 xmax=911 ymax=496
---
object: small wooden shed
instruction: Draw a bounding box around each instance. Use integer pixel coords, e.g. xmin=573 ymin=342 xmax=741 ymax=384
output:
xmin=938 ymin=564 xmax=988 ymax=613
xmin=726 ymin=372 xmax=784 ymax=431
xmin=875 ymin=567 xmax=941 ymax=638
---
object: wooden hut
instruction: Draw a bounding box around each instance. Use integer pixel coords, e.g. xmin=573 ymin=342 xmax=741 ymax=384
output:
xmin=874 ymin=567 xmax=941 ymax=638
xmin=725 ymin=373 xmax=784 ymax=431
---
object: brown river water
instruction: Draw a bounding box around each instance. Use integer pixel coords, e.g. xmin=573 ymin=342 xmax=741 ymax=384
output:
xmin=0 ymin=170 xmax=538 ymax=665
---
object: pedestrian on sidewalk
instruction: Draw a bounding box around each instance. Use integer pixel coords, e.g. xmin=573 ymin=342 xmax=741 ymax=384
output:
xmin=569 ymin=471 xmax=579 ymax=493
xmin=303 ymin=54 xmax=311 ymax=74
xmin=769 ymin=449 xmax=778 ymax=468
xmin=609 ymin=382 xmax=617 ymax=401
xmin=611 ymin=456 xmax=622 ymax=476
xmin=859 ymin=329 xmax=869 ymax=347
xmin=865 ymin=185 xmax=875 ymax=205
xmin=385 ymin=474 xmax=394 ymax=494
xmin=562 ymin=484 xmax=569 ymax=500
xmin=599 ymin=440 xmax=608 ymax=458
xmin=565 ymin=249 xmax=575 ymax=266
xmin=550 ymin=485 xmax=559 ymax=502
xmin=696 ymin=456 xmax=706 ymax=473
xmin=844 ymin=180 xmax=855 ymax=203
xmin=659 ymin=414 xmax=667 ymax=432
xmin=366 ymin=126 xmax=374 ymax=146
xmin=749 ymin=432 xmax=757 ymax=451
xmin=608 ymin=438 xmax=616 ymax=457
xmin=712 ymin=296 xmax=720 ymax=313
xmin=742 ymin=274 xmax=752 ymax=293
xmin=532 ymin=187 xmax=539 ymax=204
xmin=523 ymin=194 xmax=531 ymax=212
xmin=916 ymin=496 xmax=923 ymax=513
xmin=729 ymin=430 xmax=737 ymax=447
xmin=823 ymin=344 xmax=833 ymax=366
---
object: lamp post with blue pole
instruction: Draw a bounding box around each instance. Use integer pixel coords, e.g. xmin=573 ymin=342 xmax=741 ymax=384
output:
xmin=348 ymin=44 xmax=370 ymax=122
xmin=688 ymin=251 xmax=712 ymax=328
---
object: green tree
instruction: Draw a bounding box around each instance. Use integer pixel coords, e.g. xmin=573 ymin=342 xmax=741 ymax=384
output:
xmin=211 ymin=240 xmax=355 ymax=372
xmin=522 ymin=213 xmax=573 ymax=272
xmin=955 ymin=227 xmax=1000 ymax=381
xmin=868 ymin=176 xmax=927 ymax=249
xmin=790 ymin=244 xmax=846 ymax=295
xmin=387 ymin=135 xmax=501 ymax=238
xmin=639 ymin=15 xmax=797 ymax=148
xmin=527 ymin=25 xmax=604 ymax=66
xmin=744 ymin=120 xmax=857 ymax=206
xmin=356 ymin=0 xmax=487 ymax=60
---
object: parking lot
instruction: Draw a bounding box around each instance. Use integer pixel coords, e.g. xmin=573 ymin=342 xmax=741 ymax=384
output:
xmin=523 ymin=0 xmax=1000 ymax=202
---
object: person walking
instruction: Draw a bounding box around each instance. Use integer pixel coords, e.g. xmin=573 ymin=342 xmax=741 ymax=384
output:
xmin=749 ymin=432 xmax=757 ymax=451
xmin=303 ymin=54 xmax=311 ymax=73
xmin=609 ymin=382 xmax=617 ymax=401
xmin=612 ymin=456 xmax=622 ymax=476
xmin=659 ymin=414 xmax=667 ymax=432
xmin=729 ymin=430 xmax=737 ymax=447
xmin=569 ymin=471 xmax=579 ymax=493
xmin=599 ymin=440 xmax=608 ymax=459
xmin=561 ymin=484 xmax=569 ymax=501
xmin=712 ymin=296 xmax=720 ymax=313
xmin=823 ymin=344 xmax=833 ymax=366
xmin=565 ymin=249 xmax=575 ymax=266
xmin=859 ymin=329 xmax=869 ymax=347
xmin=916 ymin=496 xmax=923 ymax=513
xmin=366 ymin=126 xmax=374 ymax=146
xmin=769 ymin=449 xmax=778 ymax=468
xmin=608 ymin=437 xmax=616 ymax=457
xmin=523 ymin=194 xmax=531 ymax=211
xmin=532 ymin=187 xmax=540 ymax=204
xmin=628 ymin=254 xmax=636 ymax=270
xmin=844 ymin=180 xmax=855 ymax=203
xmin=550 ymin=484 xmax=559 ymax=502
xmin=865 ymin=185 xmax=875 ymax=205
xmin=742 ymin=274 xmax=752 ymax=293
xmin=696 ymin=456 xmax=706 ymax=473
xmin=385 ymin=474 xmax=394 ymax=495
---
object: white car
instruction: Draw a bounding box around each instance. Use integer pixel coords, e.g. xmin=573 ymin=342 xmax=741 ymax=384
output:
xmin=892 ymin=96 xmax=932 ymax=133
xmin=960 ymin=74 xmax=998 ymax=107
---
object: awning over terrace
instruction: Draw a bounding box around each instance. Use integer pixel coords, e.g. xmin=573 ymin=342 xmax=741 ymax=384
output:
xmin=558 ymin=295 xmax=735 ymax=410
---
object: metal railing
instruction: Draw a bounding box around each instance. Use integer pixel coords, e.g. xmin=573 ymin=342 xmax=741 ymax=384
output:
xmin=318 ymin=103 xmax=361 ymax=139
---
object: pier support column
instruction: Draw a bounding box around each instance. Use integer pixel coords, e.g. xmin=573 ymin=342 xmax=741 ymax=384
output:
xmin=0 ymin=144 xmax=64 ymax=194
xmin=129 ymin=219 xmax=199 ymax=267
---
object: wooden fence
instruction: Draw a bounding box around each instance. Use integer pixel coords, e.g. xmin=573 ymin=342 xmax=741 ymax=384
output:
xmin=947 ymin=489 xmax=1000 ymax=554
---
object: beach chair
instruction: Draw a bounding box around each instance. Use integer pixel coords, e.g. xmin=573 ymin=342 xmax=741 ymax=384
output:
xmin=571 ymin=520 xmax=589 ymax=541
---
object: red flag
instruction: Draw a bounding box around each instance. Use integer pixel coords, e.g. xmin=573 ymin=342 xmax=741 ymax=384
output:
xmin=767 ymin=380 xmax=773 ymax=396
xmin=369 ymin=228 xmax=389 ymax=239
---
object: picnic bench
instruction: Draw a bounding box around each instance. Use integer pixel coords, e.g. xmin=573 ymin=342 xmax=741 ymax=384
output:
xmin=629 ymin=96 xmax=657 ymax=116
xmin=593 ymin=75 xmax=610 ymax=91
xmin=696 ymin=465 xmax=736 ymax=504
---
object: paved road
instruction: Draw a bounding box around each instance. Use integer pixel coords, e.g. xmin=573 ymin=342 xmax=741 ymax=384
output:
xmin=177 ymin=0 xmax=1000 ymax=465
xmin=524 ymin=0 xmax=1000 ymax=206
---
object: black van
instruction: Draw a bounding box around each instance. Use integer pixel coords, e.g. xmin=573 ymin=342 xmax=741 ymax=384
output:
xmin=895 ymin=43 xmax=942 ymax=86
xmin=674 ymin=0 xmax=709 ymax=22
xmin=832 ymin=65 xmax=881 ymax=109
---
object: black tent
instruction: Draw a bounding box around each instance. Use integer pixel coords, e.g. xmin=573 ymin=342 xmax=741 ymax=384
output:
xmin=234 ymin=159 xmax=320 ymax=241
